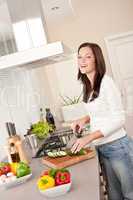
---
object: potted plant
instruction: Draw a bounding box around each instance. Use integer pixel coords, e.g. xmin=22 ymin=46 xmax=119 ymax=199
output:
xmin=60 ymin=93 xmax=86 ymax=122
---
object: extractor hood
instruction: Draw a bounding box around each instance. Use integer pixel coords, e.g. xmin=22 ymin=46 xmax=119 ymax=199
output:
xmin=0 ymin=41 xmax=70 ymax=70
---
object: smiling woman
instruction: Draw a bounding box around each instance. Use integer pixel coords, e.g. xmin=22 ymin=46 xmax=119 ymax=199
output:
xmin=70 ymin=42 xmax=133 ymax=199
xmin=78 ymin=47 xmax=96 ymax=75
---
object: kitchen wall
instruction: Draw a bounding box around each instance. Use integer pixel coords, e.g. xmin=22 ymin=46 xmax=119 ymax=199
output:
xmin=45 ymin=0 xmax=133 ymax=74
xmin=30 ymin=53 xmax=82 ymax=120
xmin=0 ymin=68 xmax=43 ymax=160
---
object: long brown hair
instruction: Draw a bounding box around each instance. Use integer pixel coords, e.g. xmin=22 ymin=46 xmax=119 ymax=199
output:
xmin=78 ymin=43 xmax=106 ymax=102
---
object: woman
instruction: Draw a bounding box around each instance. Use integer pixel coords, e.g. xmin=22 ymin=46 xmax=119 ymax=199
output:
xmin=71 ymin=42 xmax=133 ymax=200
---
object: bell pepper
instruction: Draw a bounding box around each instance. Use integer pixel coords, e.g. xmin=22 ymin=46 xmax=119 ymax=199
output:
xmin=0 ymin=162 xmax=11 ymax=175
xmin=55 ymin=171 xmax=71 ymax=186
xmin=37 ymin=175 xmax=55 ymax=190
xmin=10 ymin=162 xmax=19 ymax=175
xmin=40 ymin=168 xmax=57 ymax=178
xmin=16 ymin=162 xmax=31 ymax=178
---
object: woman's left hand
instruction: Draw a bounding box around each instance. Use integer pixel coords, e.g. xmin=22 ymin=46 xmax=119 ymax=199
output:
xmin=71 ymin=131 xmax=104 ymax=153
xmin=71 ymin=135 xmax=93 ymax=154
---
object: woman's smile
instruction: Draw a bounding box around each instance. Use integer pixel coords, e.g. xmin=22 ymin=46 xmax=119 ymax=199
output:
xmin=78 ymin=46 xmax=96 ymax=75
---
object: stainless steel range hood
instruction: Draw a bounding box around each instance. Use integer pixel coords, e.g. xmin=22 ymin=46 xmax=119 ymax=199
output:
xmin=0 ymin=0 xmax=72 ymax=70
xmin=0 ymin=41 xmax=70 ymax=70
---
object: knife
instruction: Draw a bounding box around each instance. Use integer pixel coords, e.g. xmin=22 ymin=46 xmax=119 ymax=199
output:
xmin=5 ymin=122 xmax=17 ymax=136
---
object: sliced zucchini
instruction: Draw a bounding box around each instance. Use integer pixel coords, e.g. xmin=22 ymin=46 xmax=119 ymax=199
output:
xmin=47 ymin=152 xmax=55 ymax=157
xmin=52 ymin=152 xmax=58 ymax=157
xmin=59 ymin=151 xmax=67 ymax=156
xmin=56 ymin=151 xmax=61 ymax=157
xmin=47 ymin=150 xmax=67 ymax=158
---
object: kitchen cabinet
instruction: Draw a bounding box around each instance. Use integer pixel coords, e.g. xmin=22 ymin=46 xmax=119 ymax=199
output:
xmin=0 ymin=0 xmax=46 ymax=56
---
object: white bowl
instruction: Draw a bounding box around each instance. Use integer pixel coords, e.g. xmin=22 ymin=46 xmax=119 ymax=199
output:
xmin=0 ymin=173 xmax=32 ymax=189
xmin=39 ymin=182 xmax=72 ymax=198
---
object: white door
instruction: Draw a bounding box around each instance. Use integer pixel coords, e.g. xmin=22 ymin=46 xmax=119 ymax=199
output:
xmin=105 ymin=31 xmax=133 ymax=135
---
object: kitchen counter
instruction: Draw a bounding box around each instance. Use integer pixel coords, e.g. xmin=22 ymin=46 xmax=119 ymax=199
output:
xmin=0 ymin=153 xmax=99 ymax=200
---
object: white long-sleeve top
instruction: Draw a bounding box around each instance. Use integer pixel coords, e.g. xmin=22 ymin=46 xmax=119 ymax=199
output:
xmin=84 ymin=74 xmax=126 ymax=146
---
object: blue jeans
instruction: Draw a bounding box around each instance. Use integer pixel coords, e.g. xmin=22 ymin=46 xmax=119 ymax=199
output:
xmin=97 ymin=136 xmax=133 ymax=200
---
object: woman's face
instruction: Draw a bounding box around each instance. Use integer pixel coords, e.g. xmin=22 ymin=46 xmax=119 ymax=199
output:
xmin=78 ymin=46 xmax=96 ymax=75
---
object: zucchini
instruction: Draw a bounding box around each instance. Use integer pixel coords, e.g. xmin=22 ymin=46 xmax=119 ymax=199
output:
xmin=66 ymin=148 xmax=87 ymax=156
xmin=47 ymin=150 xmax=67 ymax=158
xmin=53 ymin=152 xmax=58 ymax=157
xmin=56 ymin=152 xmax=61 ymax=156
xmin=47 ymin=152 xmax=55 ymax=157
xmin=60 ymin=151 xmax=67 ymax=156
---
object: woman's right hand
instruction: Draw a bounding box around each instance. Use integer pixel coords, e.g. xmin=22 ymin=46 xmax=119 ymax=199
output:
xmin=71 ymin=116 xmax=90 ymax=134
xmin=71 ymin=120 xmax=84 ymax=134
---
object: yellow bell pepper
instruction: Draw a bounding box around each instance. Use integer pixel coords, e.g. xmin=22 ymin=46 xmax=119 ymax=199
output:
xmin=37 ymin=175 xmax=55 ymax=190
xmin=10 ymin=162 xmax=19 ymax=175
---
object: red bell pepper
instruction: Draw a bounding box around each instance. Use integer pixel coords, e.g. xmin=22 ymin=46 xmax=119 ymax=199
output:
xmin=55 ymin=171 xmax=71 ymax=186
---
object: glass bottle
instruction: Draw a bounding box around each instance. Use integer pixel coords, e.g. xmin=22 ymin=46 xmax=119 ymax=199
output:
xmin=45 ymin=108 xmax=56 ymax=129
xmin=40 ymin=108 xmax=44 ymax=122
xmin=10 ymin=142 xmax=20 ymax=162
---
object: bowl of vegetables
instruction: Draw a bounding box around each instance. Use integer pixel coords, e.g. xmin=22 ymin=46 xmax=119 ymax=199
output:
xmin=37 ymin=168 xmax=71 ymax=197
xmin=0 ymin=162 xmax=32 ymax=188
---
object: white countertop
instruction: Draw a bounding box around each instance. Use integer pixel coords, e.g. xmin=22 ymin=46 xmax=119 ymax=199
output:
xmin=0 ymin=156 xmax=99 ymax=200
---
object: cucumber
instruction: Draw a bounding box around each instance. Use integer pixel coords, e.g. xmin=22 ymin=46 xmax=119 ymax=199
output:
xmin=66 ymin=148 xmax=87 ymax=156
xmin=47 ymin=152 xmax=55 ymax=157
xmin=55 ymin=151 xmax=61 ymax=157
xmin=53 ymin=152 xmax=58 ymax=157
xmin=56 ymin=151 xmax=67 ymax=157
xmin=47 ymin=152 xmax=58 ymax=157
xmin=47 ymin=151 xmax=67 ymax=158
xmin=60 ymin=151 xmax=67 ymax=156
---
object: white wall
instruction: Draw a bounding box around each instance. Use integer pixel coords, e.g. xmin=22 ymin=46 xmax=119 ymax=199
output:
xmin=0 ymin=68 xmax=41 ymax=160
xmin=31 ymin=53 xmax=82 ymax=121
xmin=44 ymin=0 xmax=133 ymax=75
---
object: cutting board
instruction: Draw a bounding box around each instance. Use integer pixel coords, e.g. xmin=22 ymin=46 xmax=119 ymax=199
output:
xmin=42 ymin=148 xmax=95 ymax=169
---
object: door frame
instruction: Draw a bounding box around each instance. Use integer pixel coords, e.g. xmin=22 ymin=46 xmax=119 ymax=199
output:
xmin=104 ymin=30 xmax=133 ymax=116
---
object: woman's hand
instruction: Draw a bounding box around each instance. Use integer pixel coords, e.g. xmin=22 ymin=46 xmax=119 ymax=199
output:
xmin=71 ymin=120 xmax=84 ymax=134
xmin=71 ymin=134 xmax=93 ymax=153
xmin=71 ymin=116 xmax=90 ymax=133
xmin=71 ymin=130 xmax=104 ymax=153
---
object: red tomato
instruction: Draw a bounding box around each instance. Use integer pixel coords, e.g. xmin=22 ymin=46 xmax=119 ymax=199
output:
xmin=2 ymin=165 xmax=11 ymax=174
